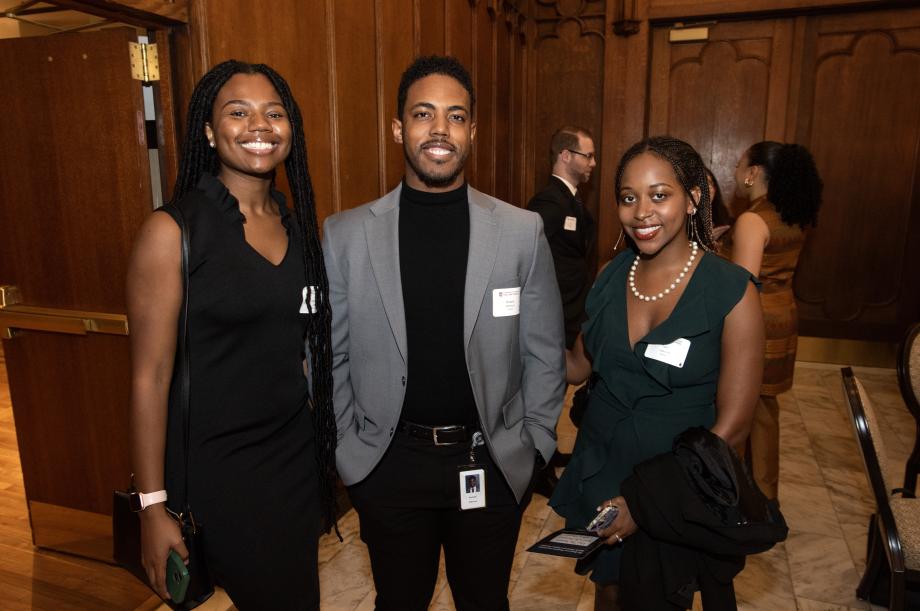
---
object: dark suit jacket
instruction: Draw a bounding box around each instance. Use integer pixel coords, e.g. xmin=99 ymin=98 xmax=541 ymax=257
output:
xmin=526 ymin=176 xmax=596 ymax=348
xmin=619 ymin=427 xmax=788 ymax=610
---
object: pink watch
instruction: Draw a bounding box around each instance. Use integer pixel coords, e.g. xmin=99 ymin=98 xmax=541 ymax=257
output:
xmin=128 ymin=489 xmax=168 ymax=512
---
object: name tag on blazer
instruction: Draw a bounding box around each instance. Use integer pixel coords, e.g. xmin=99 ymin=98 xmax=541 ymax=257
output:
xmin=644 ymin=338 xmax=691 ymax=368
xmin=493 ymin=287 xmax=521 ymax=317
xmin=564 ymin=216 xmax=577 ymax=231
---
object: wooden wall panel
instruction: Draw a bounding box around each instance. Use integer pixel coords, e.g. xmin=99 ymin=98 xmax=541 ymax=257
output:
xmin=534 ymin=24 xmax=606 ymax=192
xmin=530 ymin=1 xmax=606 ymax=253
xmin=597 ymin=0 xmax=650 ymax=262
xmin=648 ymin=0 xmax=895 ymax=21
xmin=418 ymin=0 xmax=446 ymax=56
xmin=445 ymin=1 xmax=475 ymax=76
xmin=178 ymin=0 xmax=920 ymax=341
xmin=641 ymin=7 xmax=920 ymax=341
xmin=793 ymin=10 xmax=920 ymax=340
xmin=441 ymin=1 xmax=475 ymax=185
xmin=511 ymin=14 xmax=532 ymax=210
xmin=193 ymin=0 xmax=337 ymax=219
xmin=474 ymin=2 xmax=496 ymax=194
xmin=647 ymin=20 xmax=793 ymax=207
xmin=183 ymin=0 xmax=531 ymax=218
xmin=377 ymin=0 xmax=417 ymax=192
xmin=494 ymin=16 xmax=513 ymax=203
xmin=331 ymin=0 xmax=381 ymax=209
xmin=305 ymin=1 xmax=334 ymax=222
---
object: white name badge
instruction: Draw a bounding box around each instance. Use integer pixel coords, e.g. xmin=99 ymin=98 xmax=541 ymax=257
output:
xmin=644 ymin=337 xmax=691 ymax=368
xmin=300 ymin=286 xmax=317 ymax=314
xmin=564 ymin=216 xmax=578 ymax=231
xmin=492 ymin=287 xmax=521 ymax=317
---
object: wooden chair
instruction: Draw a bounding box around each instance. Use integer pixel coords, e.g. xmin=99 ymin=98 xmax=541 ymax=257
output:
xmin=842 ymin=367 xmax=920 ymax=609
xmin=897 ymin=322 xmax=920 ymax=496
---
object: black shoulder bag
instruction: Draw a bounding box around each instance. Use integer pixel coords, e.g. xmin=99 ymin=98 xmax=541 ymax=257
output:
xmin=113 ymin=204 xmax=214 ymax=609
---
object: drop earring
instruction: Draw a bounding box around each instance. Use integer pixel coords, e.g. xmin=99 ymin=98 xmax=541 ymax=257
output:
xmin=614 ymin=229 xmax=624 ymax=252
xmin=688 ymin=210 xmax=701 ymax=247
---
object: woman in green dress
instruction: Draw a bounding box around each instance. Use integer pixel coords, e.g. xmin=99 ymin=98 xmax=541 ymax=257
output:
xmin=550 ymin=137 xmax=765 ymax=610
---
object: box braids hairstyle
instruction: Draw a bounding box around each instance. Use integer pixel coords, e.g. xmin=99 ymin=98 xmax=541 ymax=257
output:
xmin=170 ymin=60 xmax=339 ymax=534
xmin=614 ymin=136 xmax=716 ymax=251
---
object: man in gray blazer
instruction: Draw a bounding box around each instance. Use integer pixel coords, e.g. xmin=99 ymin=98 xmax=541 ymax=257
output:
xmin=322 ymin=56 xmax=566 ymax=611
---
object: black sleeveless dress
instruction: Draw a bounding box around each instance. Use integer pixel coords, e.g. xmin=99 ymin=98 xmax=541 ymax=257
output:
xmin=160 ymin=174 xmax=320 ymax=610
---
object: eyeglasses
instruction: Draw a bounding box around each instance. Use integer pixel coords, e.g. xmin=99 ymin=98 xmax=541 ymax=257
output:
xmin=566 ymin=149 xmax=596 ymax=161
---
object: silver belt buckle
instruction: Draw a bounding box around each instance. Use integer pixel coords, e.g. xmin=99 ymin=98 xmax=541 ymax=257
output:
xmin=432 ymin=426 xmax=458 ymax=446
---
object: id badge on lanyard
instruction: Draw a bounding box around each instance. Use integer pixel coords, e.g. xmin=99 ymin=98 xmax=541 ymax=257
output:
xmin=458 ymin=431 xmax=486 ymax=510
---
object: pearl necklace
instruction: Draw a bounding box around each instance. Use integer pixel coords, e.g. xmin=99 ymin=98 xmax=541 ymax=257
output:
xmin=629 ymin=241 xmax=698 ymax=302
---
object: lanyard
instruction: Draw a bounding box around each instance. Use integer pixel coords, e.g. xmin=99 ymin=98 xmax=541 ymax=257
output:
xmin=469 ymin=431 xmax=484 ymax=463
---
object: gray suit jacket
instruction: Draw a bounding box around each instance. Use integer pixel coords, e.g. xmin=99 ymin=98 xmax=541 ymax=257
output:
xmin=322 ymin=184 xmax=566 ymax=502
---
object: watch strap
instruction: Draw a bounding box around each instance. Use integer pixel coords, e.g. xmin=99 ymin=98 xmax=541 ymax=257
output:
xmin=130 ymin=489 xmax=168 ymax=511
xmin=141 ymin=489 xmax=168 ymax=509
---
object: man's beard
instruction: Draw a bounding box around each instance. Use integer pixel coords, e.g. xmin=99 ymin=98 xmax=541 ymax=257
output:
xmin=404 ymin=142 xmax=468 ymax=189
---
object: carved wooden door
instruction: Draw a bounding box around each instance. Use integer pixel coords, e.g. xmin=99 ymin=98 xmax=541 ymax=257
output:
xmin=649 ymin=9 xmax=920 ymax=341
xmin=790 ymin=8 xmax=920 ymax=341
xmin=648 ymin=18 xmax=795 ymax=213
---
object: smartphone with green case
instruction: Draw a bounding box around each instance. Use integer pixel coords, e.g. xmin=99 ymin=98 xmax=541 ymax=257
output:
xmin=166 ymin=549 xmax=190 ymax=603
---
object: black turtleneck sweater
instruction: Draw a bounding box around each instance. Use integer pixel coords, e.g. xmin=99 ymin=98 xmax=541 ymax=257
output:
xmin=398 ymin=180 xmax=477 ymax=426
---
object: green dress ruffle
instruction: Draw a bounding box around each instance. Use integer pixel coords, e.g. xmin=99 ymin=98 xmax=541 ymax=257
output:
xmin=549 ymin=250 xmax=757 ymax=584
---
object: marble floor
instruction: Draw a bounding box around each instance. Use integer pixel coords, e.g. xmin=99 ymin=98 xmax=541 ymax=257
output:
xmin=315 ymin=362 xmax=915 ymax=610
xmin=0 ymin=358 xmax=913 ymax=609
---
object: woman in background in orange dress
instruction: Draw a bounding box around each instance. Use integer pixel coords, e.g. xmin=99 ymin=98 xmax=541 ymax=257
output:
xmin=721 ymin=141 xmax=823 ymax=500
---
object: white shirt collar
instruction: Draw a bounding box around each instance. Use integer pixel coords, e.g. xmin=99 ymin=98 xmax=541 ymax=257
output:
xmin=552 ymin=174 xmax=578 ymax=197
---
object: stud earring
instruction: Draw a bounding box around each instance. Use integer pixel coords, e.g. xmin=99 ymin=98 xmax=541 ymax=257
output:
xmin=209 ymin=141 xmax=216 ymax=148
xmin=743 ymin=177 xmax=753 ymax=188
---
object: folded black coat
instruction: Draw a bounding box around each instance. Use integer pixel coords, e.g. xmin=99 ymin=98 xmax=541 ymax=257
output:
xmin=619 ymin=427 xmax=788 ymax=610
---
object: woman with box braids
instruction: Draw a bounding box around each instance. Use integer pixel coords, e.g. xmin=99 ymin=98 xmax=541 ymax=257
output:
xmin=172 ymin=60 xmax=338 ymax=534
xmin=613 ymin=136 xmax=716 ymax=251
xmin=553 ymin=137 xmax=766 ymax=609
xmin=128 ymin=60 xmax=335 ymax=610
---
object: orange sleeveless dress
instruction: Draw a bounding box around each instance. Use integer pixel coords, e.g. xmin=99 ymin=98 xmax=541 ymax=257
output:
xmin=723 ymin=196 xmax=804 ymax=395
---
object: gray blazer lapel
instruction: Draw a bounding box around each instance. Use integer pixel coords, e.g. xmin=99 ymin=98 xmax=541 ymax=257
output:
xmin=366 ymin=186 xmax=407 ymax=362
xmin=464 ymin=188 xmax=499 ymax=349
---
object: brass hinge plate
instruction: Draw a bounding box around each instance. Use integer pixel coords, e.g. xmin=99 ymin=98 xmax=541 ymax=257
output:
xmin=128 ymin=42 xmax=160 ymax=82
xmin=669 ymin=22 xmax=711 ymax=43
xmin=0 ymin=285 xmax=22 ymax=309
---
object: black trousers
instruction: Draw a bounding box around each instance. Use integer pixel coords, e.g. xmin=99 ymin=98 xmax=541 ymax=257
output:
xmin=348 ymin=431 xmax=534 ymax=611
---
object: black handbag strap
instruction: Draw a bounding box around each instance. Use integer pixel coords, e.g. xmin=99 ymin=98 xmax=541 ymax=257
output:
xmin=160 ymin=204 xmax=192 ymax=512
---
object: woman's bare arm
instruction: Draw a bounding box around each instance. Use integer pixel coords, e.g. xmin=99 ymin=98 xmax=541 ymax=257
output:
xmin=126 ymin=211 xmax=187 ymax=598
xmin=711 ymin=282 xmax=764 ymax=447
xmin=566 ymin=333 xmax=592 ymax=385
xmin=596 ymin=276 xmax=764 ymax=546
xmin=729 ymin=212 xmax=769 ymax=277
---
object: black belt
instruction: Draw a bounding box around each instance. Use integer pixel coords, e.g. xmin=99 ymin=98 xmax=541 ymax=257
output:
xmin=396 ymin=420 xmax=473 ymax=446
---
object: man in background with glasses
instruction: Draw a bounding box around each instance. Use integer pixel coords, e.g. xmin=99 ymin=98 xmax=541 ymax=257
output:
xmin=526 ymin=126 xmax=597 ymax=497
